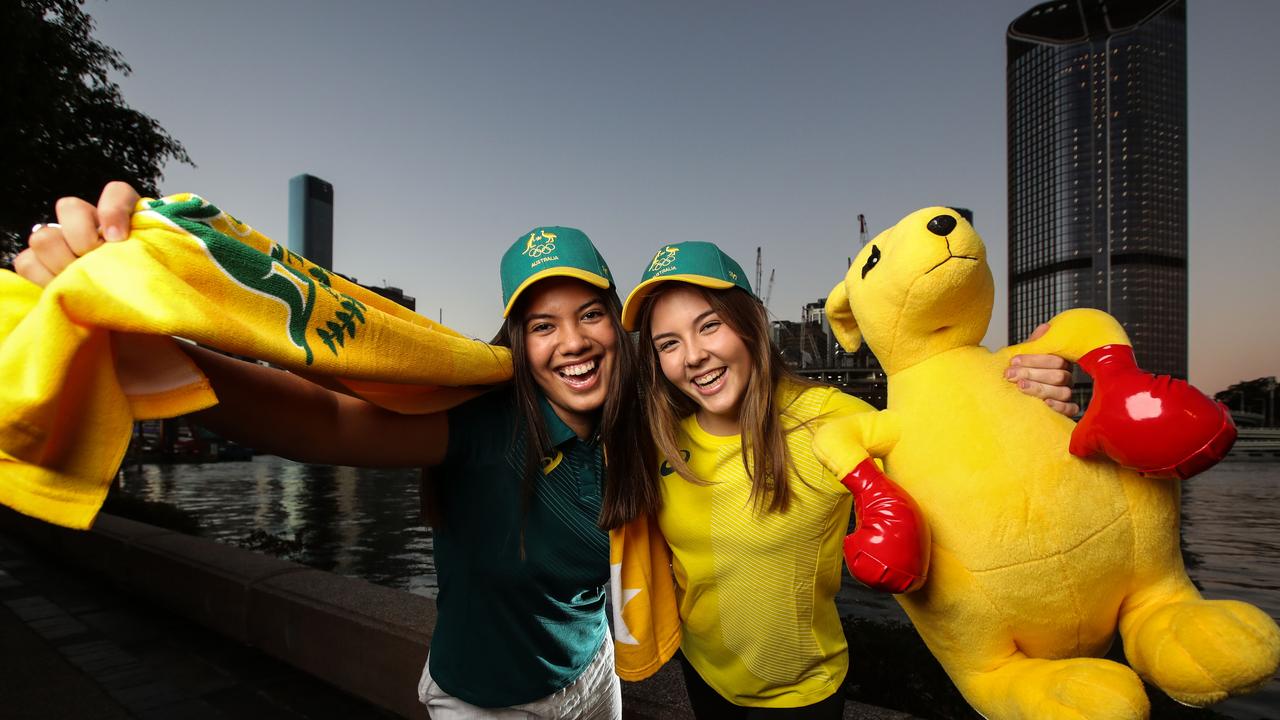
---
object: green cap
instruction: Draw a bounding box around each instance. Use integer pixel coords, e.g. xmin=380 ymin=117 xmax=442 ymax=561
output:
xmin=500 ymin=227 xmax=614 ymax=317
xmin=621 ymin=241 xmax=756 ymax=330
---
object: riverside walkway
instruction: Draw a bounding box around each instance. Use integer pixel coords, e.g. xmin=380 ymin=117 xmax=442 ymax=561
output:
xmin=0 ymin=510 xmax=915 ymax=720
xmin=1 ymin=529 xmax=397 ymax=720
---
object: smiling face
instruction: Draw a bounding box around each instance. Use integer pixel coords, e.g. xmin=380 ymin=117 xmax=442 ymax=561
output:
xmin=519 ymin=277 xmax=617 ymax=438
xmin=647 ymin=284 xmax=753 ymax=436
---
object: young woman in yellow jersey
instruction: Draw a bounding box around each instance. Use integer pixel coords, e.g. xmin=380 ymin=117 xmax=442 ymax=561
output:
xmin=620 ymin=241 xmax=1075 ymax=718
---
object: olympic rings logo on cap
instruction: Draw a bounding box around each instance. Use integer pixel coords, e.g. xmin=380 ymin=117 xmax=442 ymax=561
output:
xmin=648 ymin=246 xmax=679 ymax=272
xmin=523 ymin=230 xmax=558 ymax=257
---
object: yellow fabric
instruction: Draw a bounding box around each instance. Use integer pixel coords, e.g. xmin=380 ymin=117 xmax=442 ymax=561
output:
xmin=818 ymin=207 xmax=1280 ymax=719
xmin=658 ymin=381 xmax=872 ymax=707
xmin=0 ymin=193 xmax=512 ymax=530
xmin=610 ymin=512 xmax=683 ymax=681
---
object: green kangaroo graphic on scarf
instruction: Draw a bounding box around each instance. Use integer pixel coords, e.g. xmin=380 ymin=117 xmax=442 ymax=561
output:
xmin=150 ymin=196 xmax=320 ymax=364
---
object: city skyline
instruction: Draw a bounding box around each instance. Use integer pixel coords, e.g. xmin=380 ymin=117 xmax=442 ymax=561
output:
xmin=77 ymin=0 xmax=1279 ymax=394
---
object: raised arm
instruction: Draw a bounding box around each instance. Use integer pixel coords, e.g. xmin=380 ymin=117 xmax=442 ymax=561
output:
xmin=181 ymin=344 xmax=448 ymax=468
xmin=17 ymin=183 xmax=450 ymax=469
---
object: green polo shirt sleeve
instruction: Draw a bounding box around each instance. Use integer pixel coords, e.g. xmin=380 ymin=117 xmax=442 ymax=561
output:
xmin=427 ymin=387 xmax=610 ymax=708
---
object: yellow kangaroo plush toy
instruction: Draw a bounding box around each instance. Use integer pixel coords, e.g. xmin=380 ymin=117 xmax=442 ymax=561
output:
xmin=814 ymin=207 xmax=1280 ymax=720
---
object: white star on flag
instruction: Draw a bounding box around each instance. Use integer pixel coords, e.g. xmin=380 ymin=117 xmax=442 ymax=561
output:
xmin=610 ymin=561 xmax=642 ymax=645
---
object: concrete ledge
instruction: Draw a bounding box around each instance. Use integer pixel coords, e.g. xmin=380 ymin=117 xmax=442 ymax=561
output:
xmin=0 ymin=507 xmax=432 ymax=718
xmin=251 ymin=569 xmax=433 ymax=719
xmin=129 ymin=529 xmax=308 ymax=643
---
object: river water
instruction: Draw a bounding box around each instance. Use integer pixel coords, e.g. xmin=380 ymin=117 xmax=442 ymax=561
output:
xmin=118 ymin=459 xmax=1280 ymax=719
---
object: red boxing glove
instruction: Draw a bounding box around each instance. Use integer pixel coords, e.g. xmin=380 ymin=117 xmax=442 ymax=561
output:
xmin=1070 ymin=344 xmax=1237 ymax=479
xmin=842 ymin=458 xmax=930 ymax=594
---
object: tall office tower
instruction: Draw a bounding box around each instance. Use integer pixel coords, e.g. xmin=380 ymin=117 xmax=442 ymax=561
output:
xmin=284 ymin=174 xmax=416 ymax=311
xmin=288 ymin=174 xmax=334 ymax=270
xmin=1007 ymin=0 xmax=1187 ymax=390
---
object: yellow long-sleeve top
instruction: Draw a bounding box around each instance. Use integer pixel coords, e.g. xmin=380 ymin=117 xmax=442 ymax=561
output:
xmin=657 ymin=379 xmax=874 ymax=707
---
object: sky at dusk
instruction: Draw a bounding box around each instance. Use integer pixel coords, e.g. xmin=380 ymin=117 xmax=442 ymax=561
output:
xmin=77 ymin=0 xmax=1279 ymax=394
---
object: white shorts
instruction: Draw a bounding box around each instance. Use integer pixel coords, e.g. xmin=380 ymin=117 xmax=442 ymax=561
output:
xmin=417 ymin=637 xmax=621 ymax=720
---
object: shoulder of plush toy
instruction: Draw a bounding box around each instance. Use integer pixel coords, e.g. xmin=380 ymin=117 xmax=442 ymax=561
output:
xmin=810 ymin=407 xmax=900 ymax=479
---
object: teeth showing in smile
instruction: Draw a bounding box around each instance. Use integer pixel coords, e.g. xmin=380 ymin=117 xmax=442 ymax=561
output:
xmin=559 ymin=359 xmax=596 ymax=378
xmin=694 ymin=368 xmax=725 ymax=387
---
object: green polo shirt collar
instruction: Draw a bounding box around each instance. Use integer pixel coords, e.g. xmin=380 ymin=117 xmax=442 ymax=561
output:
xmin=538 ymin=393 xmax=584 ymax=448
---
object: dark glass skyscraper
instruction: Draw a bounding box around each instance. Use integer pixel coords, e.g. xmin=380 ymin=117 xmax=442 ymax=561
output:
xmin=1007 ymin=0 xmax=1187 ymax=386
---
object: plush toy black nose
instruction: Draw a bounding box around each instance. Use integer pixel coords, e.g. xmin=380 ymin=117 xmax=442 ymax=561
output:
xmin=927 ymin=214 xmax=957 ymax=237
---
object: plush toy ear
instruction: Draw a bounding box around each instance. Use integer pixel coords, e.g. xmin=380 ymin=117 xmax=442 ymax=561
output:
xmin=825 ymin=279 xmax=862 ymax=352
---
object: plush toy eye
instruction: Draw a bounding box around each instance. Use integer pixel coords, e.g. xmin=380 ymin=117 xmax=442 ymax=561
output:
xmin=928 ymin=214 xmax=957 ymax=236
xmin=861 ymin=245 xmax=881 ymax=279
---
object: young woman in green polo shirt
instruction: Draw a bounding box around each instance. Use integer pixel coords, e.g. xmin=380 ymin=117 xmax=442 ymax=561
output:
xmin=17 ymin=183 xmax=659 ymax=719
xmin=619 ymin=241 xmax=1076 ymax=718
xmin=413 ymin=227 xmax=661 ymax=717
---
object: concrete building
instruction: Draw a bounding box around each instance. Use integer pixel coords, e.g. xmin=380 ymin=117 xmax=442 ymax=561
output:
xmin=355 ymin=281 xmax=417 ymax=312
xmin=774 ymin=300 xmax=887 ymax=410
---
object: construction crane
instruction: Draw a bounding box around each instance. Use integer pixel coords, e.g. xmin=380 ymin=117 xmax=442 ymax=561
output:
xmin=755 ymin=246 xmax=775 ymax=310
xmin=747 ymin=244 xmax=757 ymax=293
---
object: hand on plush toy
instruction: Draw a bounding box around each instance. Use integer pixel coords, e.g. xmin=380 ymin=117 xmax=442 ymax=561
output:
xmin=1006 ymin=323 xmax=1080 ymax=417
xmin=812 ymin=418 xmax=929 ymax=594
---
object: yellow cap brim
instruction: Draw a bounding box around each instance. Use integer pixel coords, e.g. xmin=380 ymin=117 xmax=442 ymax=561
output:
xmin=620 ymin=274 xmax=736 ymax=331
xmin=502 ymin=267 xmax=612 ymax=318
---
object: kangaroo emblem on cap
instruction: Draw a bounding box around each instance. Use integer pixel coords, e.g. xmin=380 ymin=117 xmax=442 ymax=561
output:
xmin=523 ymin=230 xmax=558 ymax=258
xmin=648 ymin=246 xmax=679 ymax=272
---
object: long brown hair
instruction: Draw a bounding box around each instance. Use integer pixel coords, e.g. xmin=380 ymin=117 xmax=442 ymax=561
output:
xmin=637 ymin=284 xmax=820 ymax=514
xmin=489 ymin=284 xmax=661 ymax=530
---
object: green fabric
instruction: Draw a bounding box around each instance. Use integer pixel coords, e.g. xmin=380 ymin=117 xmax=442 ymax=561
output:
xmin=429 ymin=386 xmax=610 ymax=707
xmin=500 ymin=227 xmax=615 ymax=317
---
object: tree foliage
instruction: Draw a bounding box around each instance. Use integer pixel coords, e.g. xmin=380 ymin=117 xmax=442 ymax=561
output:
xmin=1216 ymin=376 xmax=1278 ymax=426
xmin=0 ymin=0 xmax=194 ymax=266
